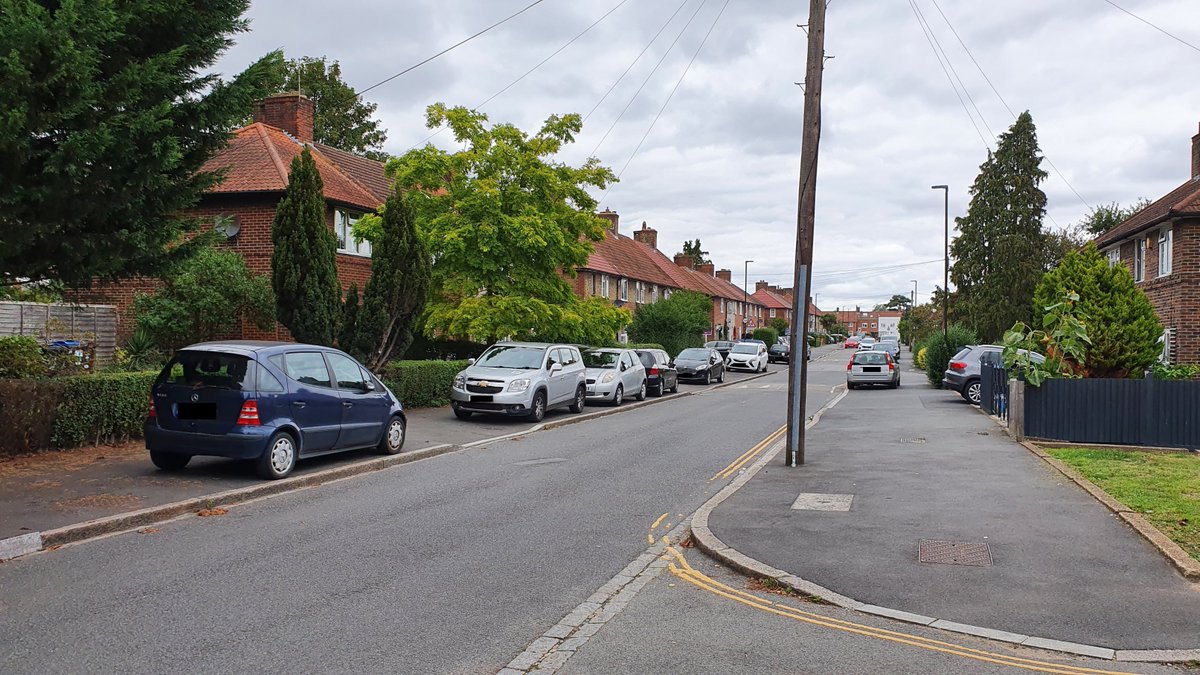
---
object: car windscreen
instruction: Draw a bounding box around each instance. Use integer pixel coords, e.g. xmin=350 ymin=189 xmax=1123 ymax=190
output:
xmin=677 ymin=349 xmax=710 ymax=360
xmin=870 ymin=344 xmax=890 ymax=351
xmin=475 ymin=345 xmax=545 ymax=369
xmin=880 ymin=336 xmax=898 ymax=342
xmin=637 ymin=352 xmax=659 ymax=367
xmin=769 ymin=344 xmax=787 ymax=352
xmin=731 ymin=344 xmax=758 ymax=354
xmin=852 ymin=352 xmax=888 ymax=366
xmin=583 ymin=351 xmax=619 ymax=368
xmin=159 ymin=351 xmax=253 ymax=390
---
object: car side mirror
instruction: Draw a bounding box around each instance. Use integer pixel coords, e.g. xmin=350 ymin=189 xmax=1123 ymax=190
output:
xmin=365 ymin=380 xmax=376 ymax=392
xmin=467 ymin=358 xmax=476 ymax=366
xmin=550 ymin=362 xmax=563 ymax=374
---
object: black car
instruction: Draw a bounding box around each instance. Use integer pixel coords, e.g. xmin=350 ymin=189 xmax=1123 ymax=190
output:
xmin=703 ymin=340 xmax=735 ymax=360
xmin=768 ymin=342 xmax=790 ymax=363
xmin=674 ymin=347 xmax=726 ymax=384
xmin=635 ymin=349 xmax=678 ymax=396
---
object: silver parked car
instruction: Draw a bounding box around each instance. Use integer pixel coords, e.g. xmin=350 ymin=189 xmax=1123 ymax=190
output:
xmin=847 ymin=350 xmax=899 ymax=389
xmin=727 ymin=341 xmax=768 ymax=372
xmin=871 ymin=340 xmax=900 ymax=361
xmin=943 ymin=345 xmax=1045 ymax=405
xmin=450 ymin=342 xmax=586 ymax=422
xmin=584 ymin=348 xmax=647 ymax=405
xmin=878 ymin=334 xmax=901 ymax=360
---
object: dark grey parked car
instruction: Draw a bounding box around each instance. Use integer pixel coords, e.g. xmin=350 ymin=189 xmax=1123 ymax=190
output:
xmin=636 ymin=349 xmax=678 ymax=396
xmin=943 ymin=345 xmax=1045 ymax=405
xmin=674 ymin=347 xmax=725 ymax=384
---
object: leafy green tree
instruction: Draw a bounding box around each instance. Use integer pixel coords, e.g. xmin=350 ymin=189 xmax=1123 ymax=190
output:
xmin=751 ymin=327 xmax=779 ymax=346
xmin=923 ymin=323 xmax=978 ymax=387
xmin=681 ymin=240 xmax=711 ymax=265
xmin=627 ymin=290 xmax=711 ymax=358
xmin=874 ymin=294 xmax=912 ymax=312
xmin=950 ymin=111 xmax=1049 ymax=341
xmin=133 ymin=246 xmax=274 ymax=351
xmin=343 ymin=197 xmax=431 ymax=370
xmin=0 ymin=1 xmax=282 ymax=288
xmin=1032 ymin=243 xmax=1162 ymax=377
xmin=898 ymin=302 xmax=939 ymax=347
xmin=280 ymin=56 xmax=387 ymax=160
xmin=271 ymin=147 xmax=341 ymax=345
xmin=390 ymin=104 xmax=627 ymax=344
xmin=769 ymin=317 xmax=790 ymax=335
xmin=1076 ymin=199 xmax=1152 ymax=237
xmin=818 ymin=313 xmax=839 ymax=333
xmin=1042 ymin=227 xmax=1086 ymax=271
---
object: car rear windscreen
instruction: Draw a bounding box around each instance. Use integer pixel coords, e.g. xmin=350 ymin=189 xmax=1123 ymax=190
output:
xmin=853 ymin=353 xmax=888 ymax=366
xmin=159 ymin=352 xmax=253 ymax=390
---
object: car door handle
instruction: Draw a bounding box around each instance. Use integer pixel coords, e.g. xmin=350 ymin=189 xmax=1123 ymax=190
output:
xmin=293 ymin=401 xmax=306 ymax=408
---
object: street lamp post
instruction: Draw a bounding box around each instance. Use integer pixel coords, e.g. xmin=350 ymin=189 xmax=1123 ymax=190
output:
xmin=910 ymin=279 xmax=917 ymax=307
xmin=931 ymin=185 xmax=949 ymax=339
xmin=743 ymin=260 xmax=753 ymax=337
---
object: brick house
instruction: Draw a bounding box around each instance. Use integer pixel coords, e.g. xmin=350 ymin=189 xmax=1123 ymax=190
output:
xmin=75 ymin=93 xmax=389 ymax=339
xmin=571 ymin=211 xmax=766 ymax=340
xmin=1094 ymin=122 xmax=1200 ymax=364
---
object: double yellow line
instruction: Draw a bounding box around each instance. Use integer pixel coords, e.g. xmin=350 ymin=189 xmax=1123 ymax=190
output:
xmin=711 ymin=425 xmax=787 ymax=481
xmin=660 ymin=545 xmax=1136 ymax=675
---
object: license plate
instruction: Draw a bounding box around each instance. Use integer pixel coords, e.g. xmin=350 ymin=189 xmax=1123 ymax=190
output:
xmin=176 ymin=403 xmax=216 ymax=420
xmin=470 ymin=395 xmax=494 ymax=403
xmin=863 ymin=366 xmax=881 ymax=373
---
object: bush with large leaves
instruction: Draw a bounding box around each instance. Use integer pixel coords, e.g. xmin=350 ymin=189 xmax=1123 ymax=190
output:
xmin=627 ymin=291 xmax=711 ymax=358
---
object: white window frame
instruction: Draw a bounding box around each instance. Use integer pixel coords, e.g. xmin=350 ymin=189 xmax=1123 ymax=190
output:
xmin=650 ymin=285 xmax=658 ymax=303
xmin=721 ymin=298 xmax=726 ymax=314
xmin=618 ymin=278 xmax=628 ymax=302
xmin=1160 ymin=327 xmax=1175 ymax=364
xmin=601 ymin=275 xmax=610 ymax=298
xmin=769 ymin=308 xmax=776 ymax=318
xmin=1158 ymin=229 xmax=1173 ymax=277
xmin=1134 ymin=238 xmax=1146 ymax=282
xmin=334 ymin=209 xmax=371 ymax=257
xmin=663 ymin=288 xmax=671 ymax=300
xmin=636 ymin=281 xmax=645 ymax=304
xmin=1106 ymin=248 xmax=1120 ymax=268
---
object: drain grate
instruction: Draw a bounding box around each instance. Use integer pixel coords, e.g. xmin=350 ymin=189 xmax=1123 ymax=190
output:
xmin=918 ymin=539 xmax=992 ymax=566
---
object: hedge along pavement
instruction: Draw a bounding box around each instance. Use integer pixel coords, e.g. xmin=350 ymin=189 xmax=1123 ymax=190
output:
xmin=378 ymin=359 xmax=469 ymax=409
xmin=3 ymin=369 xmax=775 ymax=560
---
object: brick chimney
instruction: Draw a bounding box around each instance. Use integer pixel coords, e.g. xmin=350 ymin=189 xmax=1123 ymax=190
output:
xmin=1192 ymin=122 xmax=1200 ymax=180
xmin=697 ymin=262 xmax=715 ymax=277
xmin=597 ymin=209 xmax=619 ymax=235
xmin=716 ymin=269 xmax=732 ymax=282
xmin=756 ymin=281 xmax=770 ymax=292
xmin=254 ymin=92 xmax=314 ymax=143
xmin=632 ymin=221 xmax=658 ymax=249
xmin=674 ymin=253 xmax=694 ymax=269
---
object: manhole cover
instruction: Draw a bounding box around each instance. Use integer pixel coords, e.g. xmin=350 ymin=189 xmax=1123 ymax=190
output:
xmin=918 ymin=539 xmax=992 ymax=566
xmin=900 ymin=437 xmax=926 ymax=444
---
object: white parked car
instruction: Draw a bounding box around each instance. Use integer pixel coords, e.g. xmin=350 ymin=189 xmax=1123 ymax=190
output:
xmin=583 ymin=348 xmax=647 ymax=405
xmin=726 ymin=341 xmax=768 ymax=372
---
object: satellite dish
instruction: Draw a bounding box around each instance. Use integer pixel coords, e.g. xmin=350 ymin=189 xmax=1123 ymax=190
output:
xmin=215 ymin=215 xmax=240 ymax=239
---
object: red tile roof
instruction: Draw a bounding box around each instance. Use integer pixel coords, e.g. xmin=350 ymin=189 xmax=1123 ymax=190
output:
xmin=201 ymin=123 xmax=388 ymax=210
xmin=752 ymin=288 xmax=790 ymax=310
xmin=1094 ymin=178 xmax=1200 ymax=248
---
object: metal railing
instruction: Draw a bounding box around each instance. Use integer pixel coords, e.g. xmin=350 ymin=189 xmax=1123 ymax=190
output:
xmin=979 ymin=363 xmax=1008 ymax=421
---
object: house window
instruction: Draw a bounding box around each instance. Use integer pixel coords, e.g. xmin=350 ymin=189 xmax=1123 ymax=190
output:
xmin=334 ymin=209 xmax=371 ymax=257
xmin=1134 ymin=238 xmax=1146 ymax=282
xmin=618 ymin=278 xmax=628 ymax=301
xmin=769 ymin=308 xmax=776 ymax=318
xmin=1158 ymin=229 xmax=1173 ymax=277
xmin=1160 ymin=327 xmax=1175 ymax=364
xmin=1106 ymin=248 xmax=1120 ymax=268
xmin=636 ymin=281 xmax=645 ymax=304
xmin=663 ymin=288 xmax=671 ymax=300
xmin=601 ymin=275 xmax=610 ymax=298
xmin=721 ymin=299 xmax=726 ymax=314
xmin=651 ymin=285 xmax=658 ymax=303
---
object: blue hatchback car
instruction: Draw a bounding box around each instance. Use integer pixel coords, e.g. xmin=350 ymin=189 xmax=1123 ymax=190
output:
xmin=145 ymin=341 xmax=406 ymax=479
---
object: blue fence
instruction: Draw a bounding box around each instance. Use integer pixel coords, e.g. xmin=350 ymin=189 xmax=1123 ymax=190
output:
xmin=979 ymin=364 xmax=1008 ymax=421
xmin=1023 ymin=378 xmax=1200 ymax=450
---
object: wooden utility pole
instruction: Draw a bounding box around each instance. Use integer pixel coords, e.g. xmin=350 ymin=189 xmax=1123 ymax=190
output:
xmin=785 ymin=0 xmax=826 ymax=467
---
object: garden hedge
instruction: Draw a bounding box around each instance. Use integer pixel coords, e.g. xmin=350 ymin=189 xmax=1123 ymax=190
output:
xmin=379 ymin=360 xmax=470 ymax=409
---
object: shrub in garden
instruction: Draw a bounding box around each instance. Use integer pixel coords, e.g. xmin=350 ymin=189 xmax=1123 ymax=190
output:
xmin=627 ymin=290 xmax=710 ymax=358
xmin=751 ymin=327 xmax=779 ymax=346
xmin=923 ymin=324 xmax=978 ymax=387
xmin=50 ymin=371 xmax=159 ymax=447
xmin=0 ymin=335 xmax=47 ymax=378
xmin=378 ymin=360 xmax=470 ymax=409
xmin=626 ymin=343 xmax=667 ymax=351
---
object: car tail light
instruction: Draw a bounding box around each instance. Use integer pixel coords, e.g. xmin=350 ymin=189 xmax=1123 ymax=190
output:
xmin=649 ymin=367 xmax=659 ymax=376
xmin=888 ymin=356 xmax=895 ymax=371
xmin=950 ymin=361 xmax=967 ymax=372
xmin=147 ymin=395 xmax=156 ymax=420
xmin=847 ymin=360 xmax=853 ymax=371
xmin=237 ymin=400 xmax=261 ymax=426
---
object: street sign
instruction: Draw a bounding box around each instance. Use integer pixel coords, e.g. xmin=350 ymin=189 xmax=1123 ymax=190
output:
xmin=704 ymin=330 xmax=712 ymax=337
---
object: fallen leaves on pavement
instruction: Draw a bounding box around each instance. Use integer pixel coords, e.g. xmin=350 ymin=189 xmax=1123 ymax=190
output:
xmin=196 ymin=507 xmax=228 ymax=517
xmin=137 ymin=527 xmax=160 ymax=534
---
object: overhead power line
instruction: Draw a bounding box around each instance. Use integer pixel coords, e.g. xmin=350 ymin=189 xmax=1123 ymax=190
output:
xmin=905 ymin=0 xmax=991 ymax=151
xmin=585 ymin=0 xmax=692 ymax=121
xmin=909 ymin=0 xmax=995 ymax=141
xmin=1100 ymin=0 xmax=1200 ymax=54
xmin=355 ymin=0 xmax=549 ymax=98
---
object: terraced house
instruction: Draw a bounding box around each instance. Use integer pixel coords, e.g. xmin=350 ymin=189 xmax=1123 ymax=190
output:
xmin=572 ymin=212 xmax=767 ymax=341
xmin=1095 ymin=122 xmax=1200 ymax=364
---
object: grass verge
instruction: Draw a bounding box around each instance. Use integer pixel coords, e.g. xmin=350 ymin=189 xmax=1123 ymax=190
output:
xmin=1047 ymin=447 xmax=1199 ymax=561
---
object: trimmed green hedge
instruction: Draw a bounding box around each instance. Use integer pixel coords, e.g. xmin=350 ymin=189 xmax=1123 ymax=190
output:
xmin=0 ymin=371 xmax=158 ymax=456
xmin=626 ymin=343 xmax=666 ymax=351
xmin=379 ymin=360 xmax=469 ymax=409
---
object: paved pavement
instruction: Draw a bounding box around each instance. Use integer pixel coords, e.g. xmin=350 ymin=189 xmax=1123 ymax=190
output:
xmin=0 ymin=359 xmax=842 ymax=674
xmin=0 ymin=369 xmax=767 ymax=539
xmin=707 ymin=356 xmax=1200 ymax=651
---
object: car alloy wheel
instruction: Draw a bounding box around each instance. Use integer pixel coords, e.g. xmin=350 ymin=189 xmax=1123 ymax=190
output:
xmin=529 ymin=391 xmax=547 ymax=422
xmin=637 ymin=380 xmax=647 ymax=401
xmin=704 ymin=371 xmax=711 ymax=385
xmin=966 ymin=380 xmax=982 ymax=405
xmin=613 ymin=385 xmax=623 ymax=406
xmin=570 ymin=386 xmax=585 ymax=413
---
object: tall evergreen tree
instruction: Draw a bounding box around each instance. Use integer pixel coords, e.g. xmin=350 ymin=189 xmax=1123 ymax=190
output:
xmin=271 ymin=147 xmax=340 ymax=345
xmin=346 ymin=196 xmax=431 ymax=370
xmin=0 ymin=1 xmax=282 ymax=287
xmin=339 ymin=283 xmax=361 ymax=350
xmin=1032 ymin=244 xmax=1162 ymax=378
xmin=950 ymin=111 xmax=1049 ymax=341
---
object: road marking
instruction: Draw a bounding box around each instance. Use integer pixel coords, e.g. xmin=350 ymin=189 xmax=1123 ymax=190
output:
xmin=711 ymin=425 xmax=787 ymax=481
xmin=661 ymin=547 xmax=1135 ymax=675
xmin=651 ymin=512 xmax=669 ymax=530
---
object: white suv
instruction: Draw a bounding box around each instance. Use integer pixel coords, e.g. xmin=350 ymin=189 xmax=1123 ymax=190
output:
xmin=726 ymin=341 xmax=768 ymax=372
xmin=450 ymin=342 xmax=587 ymax=422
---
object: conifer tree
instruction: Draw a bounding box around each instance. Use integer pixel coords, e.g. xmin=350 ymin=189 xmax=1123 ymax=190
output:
xmin=950 ymin=111 xmax=1049 ymax=341
xmin=271 ymin=147 xmax=340 ymax=345
xmin=1033 ymin=244 xmax=1162 ymax=377
xmin=339 ymin=283 xmax=360 ymax=350
xmin=347 ymin=196 xmax=431 ymax=370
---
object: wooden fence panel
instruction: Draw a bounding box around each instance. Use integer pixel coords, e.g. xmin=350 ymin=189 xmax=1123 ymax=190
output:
xmin=0 ymin=301 xmax=118 ymax=366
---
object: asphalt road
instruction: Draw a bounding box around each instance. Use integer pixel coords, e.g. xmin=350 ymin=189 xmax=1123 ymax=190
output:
xmin=0 ymin=354 xmax=842 ymax=674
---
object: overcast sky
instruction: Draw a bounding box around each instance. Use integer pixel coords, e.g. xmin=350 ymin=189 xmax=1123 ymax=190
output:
xmin=217 ymin=0 xmax=1200 ymax=312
